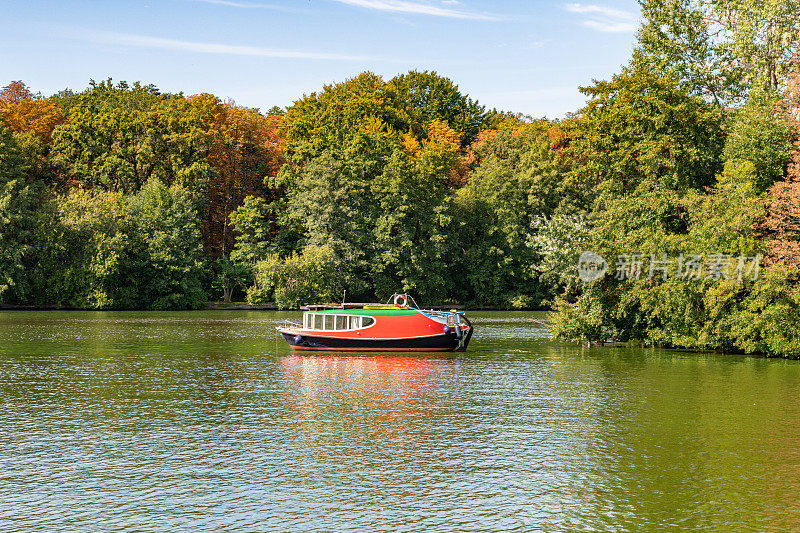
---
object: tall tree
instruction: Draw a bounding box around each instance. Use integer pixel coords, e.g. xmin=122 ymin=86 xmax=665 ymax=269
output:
xmin=51 ymin=83 xmax=219 ymax=194
xmin=0 ymin=126 xmax=39 ymax=302
xmin=0 ymin=81 xmax=64 ymax=142
xmin=388 ymin=70 xmax=486 ymax=146
xmin=371 ymin=124 xmax=460 ymax=302
xmin=639 ymin=0 xmax=800 ymax=104
xmin=127 ymin=179 xmax=208 ymax=309
xmin=566 ymin=55 xmax=725 ymax=195
xmin=206 ymin=102 xmax=284 ymax=259
xmin=27 ymin=189 xmax=130 ymax=308
xmin=282 ymin=151 xmax=382 ymax=299
xmin=282 ymin=72 xmax=402 ymax=164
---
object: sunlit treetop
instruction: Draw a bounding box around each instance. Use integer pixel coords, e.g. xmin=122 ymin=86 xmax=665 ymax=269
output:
xmin=0 ymin=81 xmax=64 ymax=142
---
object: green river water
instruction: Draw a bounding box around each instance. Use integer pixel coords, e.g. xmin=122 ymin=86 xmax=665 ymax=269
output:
xmin=1 ymin=310 xmax=799 ymax=532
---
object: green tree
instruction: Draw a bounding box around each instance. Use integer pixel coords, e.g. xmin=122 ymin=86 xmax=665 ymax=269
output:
xmin=388 ymin=70 xmax=486 ymax=145
xmin=723 ymin=91 xmax=794 ymax=191
xmin=229 ymin=195 xmax=273 ymax=265
xmin=248 ymin=244 xmax=336 ymax=309
xmin=50 ymin=79 xmax=168 ymax=114
xmin=28 ymin=189 xmax=130 ymax=308
xmin=549 ymin=101 xmax=797 ymax=356
xmin=639 ymin=0 xmax=800 ymax=103
xmin=0 ymin=126 xmax=39 ymax=302
xmin=568 ymin=56 xmax=725 ymax=195
xmin=127 ymin=179 xmax=207 ymax=309
xmin=51 ymin=84 xmax=219 ymax=194
xmin=282 ymin=72 xmax=402 ymax=163
xmin=371 ymin=144 xmax=455 ymax=302
xmin=282 ymin=151 xmax=384 ymax=299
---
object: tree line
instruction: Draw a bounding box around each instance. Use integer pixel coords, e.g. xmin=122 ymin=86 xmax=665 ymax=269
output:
xmin=1 ymin=0 xmax=799 ymax=356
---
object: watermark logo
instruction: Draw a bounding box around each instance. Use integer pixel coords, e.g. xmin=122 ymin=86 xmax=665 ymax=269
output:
xmin=577 ymin=251 xmax=608 ymax=282
xmin=576 ymin=252 xmax=762 ymax=283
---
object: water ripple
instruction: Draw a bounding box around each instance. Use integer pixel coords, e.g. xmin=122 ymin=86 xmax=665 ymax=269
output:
xmin=0 ymin=311 xmax=798 ymax=531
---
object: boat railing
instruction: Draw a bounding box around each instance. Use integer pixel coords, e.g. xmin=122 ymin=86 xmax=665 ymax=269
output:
xmin=412 ymin=307 xmax=468 ymax=327
xmin=276 ymin=319 xmax=302 ymax=331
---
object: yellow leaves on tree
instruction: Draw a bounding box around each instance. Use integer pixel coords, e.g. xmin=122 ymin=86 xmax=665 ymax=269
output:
xmin=419 ymin=120 xmax=467 ymax=188
xmin=425 ymin=120 xmax=461 ymax=149
xmin=402 ymin=133 xmax=421 ymax=156
xmin=399 ymin=120 xmax=468 ymax=187
xmin=0 ymin=81 xmax=64 ymax=142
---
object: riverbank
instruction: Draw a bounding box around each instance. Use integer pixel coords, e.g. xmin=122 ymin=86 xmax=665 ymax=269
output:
xmin=0 ymin=301 xmax=506 ymax=311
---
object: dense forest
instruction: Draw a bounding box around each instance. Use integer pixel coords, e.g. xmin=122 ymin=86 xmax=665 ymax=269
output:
xmin=1 ymin=0 xmax=799 ymax=356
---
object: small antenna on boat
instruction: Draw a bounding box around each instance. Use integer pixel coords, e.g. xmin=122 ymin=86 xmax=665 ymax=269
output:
xmin=342 ymin=290 xmax=346 ymax=307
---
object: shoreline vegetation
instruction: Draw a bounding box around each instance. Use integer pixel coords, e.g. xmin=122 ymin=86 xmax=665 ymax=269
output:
xmin=1 ymin=1 xmax=799 ymax=357
xmin=0 ymin=302 xmax=476 ymax=311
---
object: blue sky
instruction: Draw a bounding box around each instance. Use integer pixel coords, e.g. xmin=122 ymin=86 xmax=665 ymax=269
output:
xmin=2 ymin=0 xmax=641 ymax=118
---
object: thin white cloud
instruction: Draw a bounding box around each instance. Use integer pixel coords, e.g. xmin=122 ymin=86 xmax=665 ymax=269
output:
xmin=332 ymin=0 xmax=500 ymax=20
xmin=564 ymin=3 xmax=638 ymax=33
xmin=81 ymin=30 xmax=372 ymax=61
xmin=189 ymin=0 xmax=309 ymax=12
xmin=193 ymin=0 xmax=274 ymax=7
xmin=564 ymin=3 xmax=633 ymax=21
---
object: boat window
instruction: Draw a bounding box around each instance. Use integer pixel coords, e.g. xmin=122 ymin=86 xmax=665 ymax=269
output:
xmin=306 ymin=314 xmax=375 ymax=330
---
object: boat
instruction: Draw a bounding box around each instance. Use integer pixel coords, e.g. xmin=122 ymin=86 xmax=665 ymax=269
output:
xmin=277 ymin=294 xmax=473 ymax=352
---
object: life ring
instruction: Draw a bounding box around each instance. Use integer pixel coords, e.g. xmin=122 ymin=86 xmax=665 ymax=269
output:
xmin=394 ymin=294 xmax=407 ymax=307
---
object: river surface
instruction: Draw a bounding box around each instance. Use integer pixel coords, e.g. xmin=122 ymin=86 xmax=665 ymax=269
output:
xmin=1 ymin=310 xmax=799 ymax=532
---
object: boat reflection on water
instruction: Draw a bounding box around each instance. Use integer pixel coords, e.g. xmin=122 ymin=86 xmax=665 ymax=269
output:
xmin=279 ymin=353 xmax=450 ymax=407
xmin=278 ymin=354 xmax=455 ymax=450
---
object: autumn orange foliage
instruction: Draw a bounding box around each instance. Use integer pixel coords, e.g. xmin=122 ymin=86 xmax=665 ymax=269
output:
xmin=0 ymin=81 xmax=64 ymax=142
xmin=765 ymin=52 xmax=800 ymax=271
xmin=546 ymin=124 xmax=568 ymax=151
xmin=764 ymin=182 xmax=800 ymax=269
xmin=205 ymin=100 xmax=285 ymax=258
